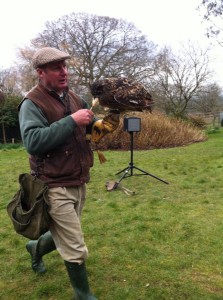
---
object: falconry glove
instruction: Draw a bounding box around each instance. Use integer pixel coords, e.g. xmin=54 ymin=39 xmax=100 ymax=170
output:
xmin=91 ymin=110 xmax=120 ymax=144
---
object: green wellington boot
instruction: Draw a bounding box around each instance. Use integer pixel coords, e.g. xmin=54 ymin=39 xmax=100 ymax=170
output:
xmin=64 ymin=261 xmax=98 ymax=300
xmin=26 ymin=231 xmax=56 ymax=274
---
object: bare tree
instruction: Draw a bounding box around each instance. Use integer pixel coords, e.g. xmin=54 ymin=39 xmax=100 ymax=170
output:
xmin=198 ymin=0 xmax=223 ymax=46
xmin=150 ymin=42 xmax=213 ymax=118
xmin=191 ymin=83 xmax=223 ymax=125
xmin=192 ymin=83 xmax=222 ymax=111
xmin=16 ymin=47 xmax=37 ymax=94
xmin=0 ymin=87 xmax=6 ymax=143
xmin=0 ymin=70 xmax=23 ymax=143
xmin=0 ymin=89 xmax=5 ymax=105
xmin=18 ymin=12 xmax=157 ymax=100
xmin=0 ymin=68 xmax=22 ymax=96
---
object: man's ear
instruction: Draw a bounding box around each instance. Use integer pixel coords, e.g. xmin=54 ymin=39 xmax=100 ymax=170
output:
xmin=36 ymin=67 xmax=44 ymax=78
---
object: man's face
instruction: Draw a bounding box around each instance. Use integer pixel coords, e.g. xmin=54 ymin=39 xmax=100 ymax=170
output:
xmin=37 ymin=60 xmax=68 ymax=94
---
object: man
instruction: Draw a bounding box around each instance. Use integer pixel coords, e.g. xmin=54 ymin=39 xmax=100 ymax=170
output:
xmin=18 ymin=47 xmax=119 ymax=300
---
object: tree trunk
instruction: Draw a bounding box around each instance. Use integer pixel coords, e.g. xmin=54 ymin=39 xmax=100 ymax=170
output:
xmin=1 ymin=121 xmax=6 ymax=144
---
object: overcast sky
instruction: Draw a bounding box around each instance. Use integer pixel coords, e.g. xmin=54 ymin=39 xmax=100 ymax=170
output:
xmin=1 ymin=0 xmax=223 ymax=85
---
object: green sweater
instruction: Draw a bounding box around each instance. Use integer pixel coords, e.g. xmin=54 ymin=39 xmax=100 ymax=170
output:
xmin=19 ymin=99 xmax=93 ymax=156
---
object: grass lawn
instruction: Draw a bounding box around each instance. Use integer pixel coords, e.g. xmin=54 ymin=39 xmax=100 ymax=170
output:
xmin=1 ymin=129 xmax=223 ymax=299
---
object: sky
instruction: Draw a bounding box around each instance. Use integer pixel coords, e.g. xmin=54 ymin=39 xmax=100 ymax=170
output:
xmin=1 ymin=0 xmax=223 ymax=85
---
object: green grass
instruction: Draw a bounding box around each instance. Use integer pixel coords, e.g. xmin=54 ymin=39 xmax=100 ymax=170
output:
xmin=1 ymin=130 xmax=223 ymax=299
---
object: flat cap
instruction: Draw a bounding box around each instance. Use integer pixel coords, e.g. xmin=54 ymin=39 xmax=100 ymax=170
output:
xmin=32 ymin=47 xmax=71 ymax=69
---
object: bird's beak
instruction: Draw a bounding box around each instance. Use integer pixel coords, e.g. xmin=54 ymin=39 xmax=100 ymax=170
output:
xmin=90 ymin=98 xmax=99 ymax=110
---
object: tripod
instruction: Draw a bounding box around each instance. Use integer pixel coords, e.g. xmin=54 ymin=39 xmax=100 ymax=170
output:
xmin=115 ymin=131 xmax=169 ymax=185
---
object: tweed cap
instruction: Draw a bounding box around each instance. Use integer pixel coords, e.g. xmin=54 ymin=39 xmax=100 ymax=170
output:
xmin=32 ymin=47 xmax=71 ymax=69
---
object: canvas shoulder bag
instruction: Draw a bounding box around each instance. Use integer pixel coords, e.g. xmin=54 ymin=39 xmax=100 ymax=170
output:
xmin=7 ymin=173 xmax=50 ymax=240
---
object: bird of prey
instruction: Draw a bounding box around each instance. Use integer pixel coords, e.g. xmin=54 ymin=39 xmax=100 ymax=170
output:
xmin=90 ymin=77 xmax=154 ymax=112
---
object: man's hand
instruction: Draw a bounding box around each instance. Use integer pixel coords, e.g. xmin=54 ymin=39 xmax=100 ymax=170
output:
xmin=71 ymin=109 xmax=94 ymax=126
xmin=91 ymin=111 xmax=120 ymax=143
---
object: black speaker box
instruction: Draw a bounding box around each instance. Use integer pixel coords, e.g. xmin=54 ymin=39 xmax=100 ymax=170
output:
xmin=124 ymin=117 xmax=141 ymax=132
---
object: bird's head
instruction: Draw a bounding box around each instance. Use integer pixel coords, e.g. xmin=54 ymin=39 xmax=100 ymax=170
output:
xmin=90 ymin=81 xmax=105 ymax=97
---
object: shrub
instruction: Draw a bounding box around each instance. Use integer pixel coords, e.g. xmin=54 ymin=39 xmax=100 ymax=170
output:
xmin=187 ymin=115 xmax=207 ymax=129
xmin=95 ymin=111 xmax=207 ymax=150
xmin=0 ymin=143 xmax=24 ymax=150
